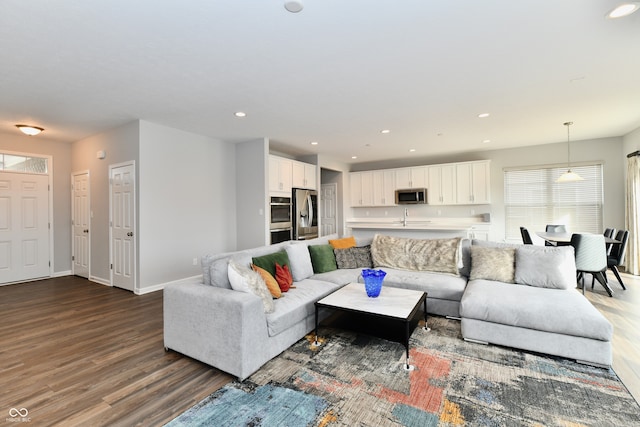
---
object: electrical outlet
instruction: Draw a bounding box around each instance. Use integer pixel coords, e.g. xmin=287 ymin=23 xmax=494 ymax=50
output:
xmin=470 ymin=209 xmax=475 ymax=215
xmin=192 ymin=257 xmax=198 ymax=266
xmin=384 ymin=211 xmax=388 ymax=216
xmin=366 ymin=211 xmax=370 ymax=216
xmin=437 ymin=210 xmax=442 ymax=216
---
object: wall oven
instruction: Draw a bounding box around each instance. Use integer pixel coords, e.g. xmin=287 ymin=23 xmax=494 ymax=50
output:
xmin=270 ymin=196 xmax=292 ymax=244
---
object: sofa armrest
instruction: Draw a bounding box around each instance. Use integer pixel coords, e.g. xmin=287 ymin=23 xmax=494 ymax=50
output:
xmin=163 ymin=282 xmax=270 ymax=380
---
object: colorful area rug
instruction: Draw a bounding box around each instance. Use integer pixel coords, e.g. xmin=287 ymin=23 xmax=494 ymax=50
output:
xmin=166 ymin=317 xmax=640 ymax=426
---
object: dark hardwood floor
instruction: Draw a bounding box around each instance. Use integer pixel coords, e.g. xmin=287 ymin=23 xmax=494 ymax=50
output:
xmin=0 ymin=276 xmax=231 ymax=426
xmin=1 ymin=272 xmax=638 ymax=426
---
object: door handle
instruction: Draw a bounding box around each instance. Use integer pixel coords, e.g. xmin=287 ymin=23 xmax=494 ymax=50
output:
xmin=83 ymin=229 xmax=89 ymax=233
xmin=127 ymin=232 xmax=134 ymax=237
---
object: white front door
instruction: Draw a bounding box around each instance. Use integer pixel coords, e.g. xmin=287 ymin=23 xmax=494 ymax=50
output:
xmin=320 ymin=183 xmax=337 ymax=236
xmin=110 ymin=162 xmax=135 ymax=292
xmin=0 ymin=172 xmax=50 ymax=284
xmin=72 ymin=172 xmax=90 ymax=278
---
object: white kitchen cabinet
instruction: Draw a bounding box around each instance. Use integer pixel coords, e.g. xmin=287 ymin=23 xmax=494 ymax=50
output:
xmin=427 ymin=165 xmax=456 ymax=205
xmin=372 ymin=169 xmax=396 ymax=206
xmin=350 ymin=171 xmax=375 ymax=207
xmin=456 ymin=161 xmax=491 ymax=204
xmin=395 ymin=166 xmax=427 ymax=189
xmin=292 ymin=160 xmax=317 ymax=190
xmin=269 ymin=155 xmax=293 ymax=194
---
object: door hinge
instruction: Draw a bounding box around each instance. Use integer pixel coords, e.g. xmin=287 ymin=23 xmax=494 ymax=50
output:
xmin=49 ymin=261 xmax=51 ymax=267
xmin=48 ymin=223 xmax=51 ymax=229
xmin=72 ymin=255 xmax=75 ymax=261
xmin=110 ymin=264 xmax=113 ymax=270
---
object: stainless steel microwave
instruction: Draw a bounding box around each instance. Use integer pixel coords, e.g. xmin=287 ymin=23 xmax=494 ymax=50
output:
xmin=395 ymin=188 xmax=427 ymax=204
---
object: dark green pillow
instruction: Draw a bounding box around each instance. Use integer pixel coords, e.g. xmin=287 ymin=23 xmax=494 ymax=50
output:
xmin=308 ymin=244 xmax=338 ymax=273
xmin=252 ymin=251 xmax=290 ymax=278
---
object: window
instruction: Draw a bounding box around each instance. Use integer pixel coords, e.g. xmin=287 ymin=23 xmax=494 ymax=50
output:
xmin=0 ymin=153 xmax=48 ymax=174
xmin=504 ymin=163 xmax=603 ymax=242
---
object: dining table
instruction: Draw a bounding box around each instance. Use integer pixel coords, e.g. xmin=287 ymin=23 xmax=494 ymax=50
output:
xmin=535 ymin=232 xmax=620 ymax=245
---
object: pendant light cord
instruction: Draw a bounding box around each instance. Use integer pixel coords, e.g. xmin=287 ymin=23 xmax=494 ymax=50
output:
xmin=564 ymin=121 xmax=573 ymax=169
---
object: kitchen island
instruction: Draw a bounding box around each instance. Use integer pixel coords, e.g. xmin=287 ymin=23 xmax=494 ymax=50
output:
xmin=346 ymin=217 xmax=491 ymax=240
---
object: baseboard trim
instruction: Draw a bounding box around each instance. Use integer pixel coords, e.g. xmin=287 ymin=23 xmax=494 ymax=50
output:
xmin=135 ymin=275 xmax=203 ymax=295
xmin=51 ymin=270 xmax=72 ymax=278
xmin=89 ymin=276 xmax=111 ymax=287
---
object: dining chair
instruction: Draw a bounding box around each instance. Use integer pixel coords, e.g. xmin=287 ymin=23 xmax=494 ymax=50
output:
xmin=570 ymin=233 xmax=612 ymax=297
xmin=520 ymin=227 xmax=533 ymax=244
xmin=544 ymin=224 xmax=566 ymax=246
xmin=606 ymin=229 xmax=629 ymax=290
xmin=604 ymin=228 xmax=616 ymax=255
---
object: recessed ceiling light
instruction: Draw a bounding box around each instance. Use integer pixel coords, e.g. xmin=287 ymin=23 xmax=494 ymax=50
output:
xmin=310 ymin=141 xmax=318 ymax=145
xmin=351 ymin=156 xmax=358 ymax=159
xmin=478 ymin=113 xmax=490 ymax=118
xmin=409 ymin=148 xmax=416 ymax=152
xmin=607 ymin=2 xmax=639 ymax=18
xmin=482 ymin=139 xmax=491 ymax=144
xmin=234 ymin=111 xmax=246 ymax=117
xmin=284 ymin=0 xmax=304 ymax=13
xmin=381 ymin=129 xmax=391 ymax=134
xmin=15 ymin=124 xmax=44 ymax=136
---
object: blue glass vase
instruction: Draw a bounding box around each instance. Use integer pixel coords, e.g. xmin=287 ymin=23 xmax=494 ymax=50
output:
xmin=361 ymin=269 xmax=386 ymax=298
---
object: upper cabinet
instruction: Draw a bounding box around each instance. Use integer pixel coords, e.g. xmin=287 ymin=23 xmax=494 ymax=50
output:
xmin=455 ymin=161 xmax=491 ymax=204
xmin=349 ymin=159 xmax=490 ymax=207
xmin=292 ymin=160 xmax=317 ymax=190
xmin=395 ymin=166 xmax=427 ymax=189
xmin=427 ymin=164 xmax=456 ymax=205
xmin=269 ymin=155 xmax=292 ymax=194
xmin=270 ymin=155 xmax=317 ymax=194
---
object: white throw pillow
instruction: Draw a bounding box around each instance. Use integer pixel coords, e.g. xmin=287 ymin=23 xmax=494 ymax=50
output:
xmin=227 ymin=260 xmax=274 ymax=313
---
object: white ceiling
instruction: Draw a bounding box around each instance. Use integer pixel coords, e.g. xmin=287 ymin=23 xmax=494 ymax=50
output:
xmin=1 ymin=1 xmax=639 ymax=164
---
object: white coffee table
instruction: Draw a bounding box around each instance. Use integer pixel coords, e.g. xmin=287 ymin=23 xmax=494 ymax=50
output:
xmin=314 ymin=282 xmax=428 ymax=370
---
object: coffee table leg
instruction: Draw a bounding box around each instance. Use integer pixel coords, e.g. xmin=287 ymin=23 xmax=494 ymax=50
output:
xmin=423 ymin=298 xmax=430 ymax=332
xmin=313 ymin=304 xmax=321 ymax=347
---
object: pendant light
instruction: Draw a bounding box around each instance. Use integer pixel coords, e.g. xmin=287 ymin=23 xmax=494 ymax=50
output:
xmin=556 ymin=121 xmax=584 ymax=183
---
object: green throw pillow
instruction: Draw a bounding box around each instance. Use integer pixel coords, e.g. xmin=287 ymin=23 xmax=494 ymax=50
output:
xmin=308 ymin=244 xmax=338 ymax=273
xmin=252 ymin=251 xmax=290 ymax=278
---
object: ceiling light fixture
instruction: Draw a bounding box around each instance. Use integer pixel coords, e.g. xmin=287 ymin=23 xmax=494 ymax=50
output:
xmin=381 ymin=129 xmax=391 ymax=134
xmin=478 ymin=113 xmax=490 ymax=118
xmin=310 ymin=141 xmax=318 ymax=145
xmin=557 ymin=121 xmax=584 ymax=183
xmin=482 ymin=139 xmax=491 ymax=144
xmin=234 ymin=111 xmax=246 ymax=117
xmin=16 ymin=124 xmax=44 ymax=136
xmin=284 ymin=0 xmax=304 ymax=13
xmin=607 ymin=2 xmax=640 ymax=18
xmin=409 ymin=149 xmax=416 ymax=152
xmin=351 ymin=156 xmax=358 ymax=159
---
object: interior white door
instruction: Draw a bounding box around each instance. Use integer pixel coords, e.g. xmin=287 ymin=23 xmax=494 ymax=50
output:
xmin=320 ymin=183 xmax=337 ymax=236
xmin=110 ymin=163 xmax=135 ymax=291
xmin=72 ymin=172 xmax=90 ymax=278
xmin=0 ymin=172 xmax=50 ymax=284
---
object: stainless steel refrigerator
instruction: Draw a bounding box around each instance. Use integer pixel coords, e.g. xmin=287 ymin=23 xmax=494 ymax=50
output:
xmin=292 ymin=188 xmax=318 ymax=240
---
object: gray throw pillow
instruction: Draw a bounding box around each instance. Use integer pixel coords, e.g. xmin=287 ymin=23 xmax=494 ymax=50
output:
xmin=285 ymin=243 xmax=315 ymax=281
xmin=469 ymin=246 xmax=516 ymax=283
xmin=334 ymin=245 xmax=373 ymax=269
xmin=514 ymin=246 xmax=576 ymax=289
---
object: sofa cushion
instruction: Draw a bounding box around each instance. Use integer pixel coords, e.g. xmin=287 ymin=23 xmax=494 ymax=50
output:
xmin=209 ymin=251 xmax=251 ymax=289
xmin=228 ymin=260 xmax=274 ymax=313
xmin=382 ymin=268 xmax=468 ymax=301
xmin=266 ymin=279 xmax=343 ymax=337
xmin=251 ymin=264 xmax=282 ymax=298
xmin=275 ymin=262 xmax=293 ymax=292
xmin=285 ymin=243 xmax=314 ymax=281
xmin=371 ymin=234 xmax=461 ymax=275
xmin=469 ymin=246 xmax=515 ymax=283
xmin=252 ymin=251 xmax=290 ymax=278
xmin=308 ymin=244 xmax=338 ymax=273
xmin=514 ymin=245 xmax=576 ymax=289
xmin=334 ymin=245 xmax=373 ymax=269
xmin=329 ymin=236 xmax=356 ymax=249
xmin=460 ymin=280 xmax=612 ymax=341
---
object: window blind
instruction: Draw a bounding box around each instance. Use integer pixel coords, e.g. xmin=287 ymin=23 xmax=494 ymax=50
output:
xmin=504 ymin=164 xmax=604 ymax=242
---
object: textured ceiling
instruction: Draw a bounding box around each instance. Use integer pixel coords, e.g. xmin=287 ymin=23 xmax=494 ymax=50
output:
xmin=1 ymin=0 xmax=639 ymax=164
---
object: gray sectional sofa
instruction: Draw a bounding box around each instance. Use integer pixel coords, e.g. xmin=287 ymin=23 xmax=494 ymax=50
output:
xmin=163 ymin=234 xmax=613 ymax=381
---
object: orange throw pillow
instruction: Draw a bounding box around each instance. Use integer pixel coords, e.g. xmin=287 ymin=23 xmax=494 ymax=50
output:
xmin=251 ymin=264 xmax=282 ymax=298
xmin=329 ymin=236 xmax=356 ymax=249
xmin=275 ymin=262 xmax=293 ymax=292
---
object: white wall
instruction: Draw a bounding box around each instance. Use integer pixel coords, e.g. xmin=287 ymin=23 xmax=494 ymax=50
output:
xmin=0 ymin=131 xmax=72 ymax=274
xmin=235 ymin=138 xmax=268 ymax=250
xmin=138 ymin=121 xmax=237 ymax=291
xmin=71 ymin=121 xmax=140 ymax=283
